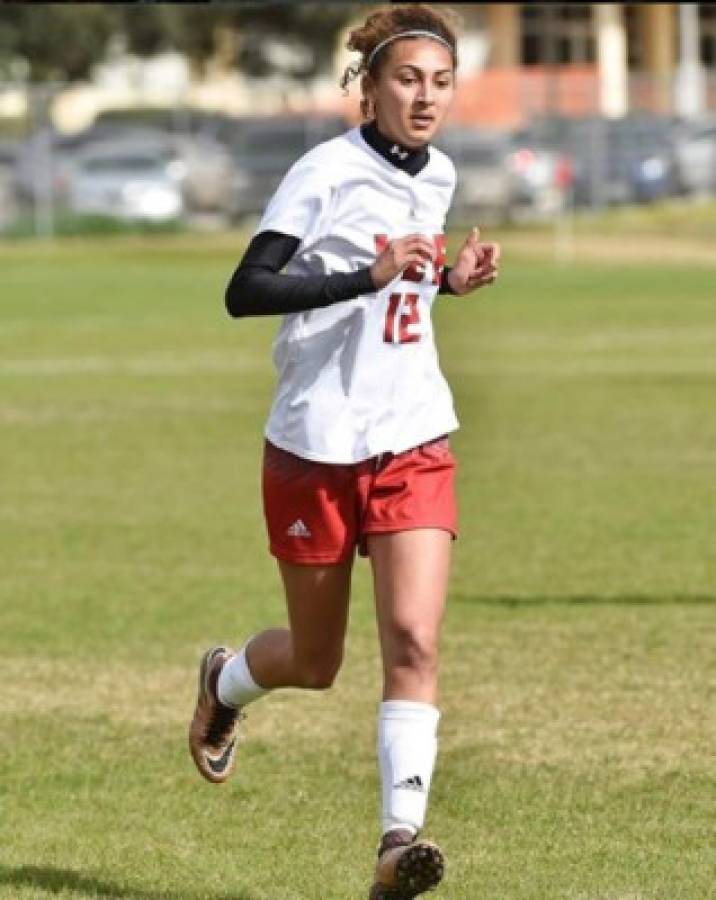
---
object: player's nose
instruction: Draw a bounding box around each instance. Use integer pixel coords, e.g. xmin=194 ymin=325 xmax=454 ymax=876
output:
xmin=416 ymin=87 xmax=434 ymax=104
xmin=415 ymin=79 xmax=435 ymax=105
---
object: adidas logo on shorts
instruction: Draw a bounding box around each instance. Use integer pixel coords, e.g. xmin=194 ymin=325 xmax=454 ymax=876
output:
xmin=286 ymin=518 xmax=312 ymax=538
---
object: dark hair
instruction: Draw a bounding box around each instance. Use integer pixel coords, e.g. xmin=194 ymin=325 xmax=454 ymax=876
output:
xmin=340 ymin=3 xmax=460 ymax=115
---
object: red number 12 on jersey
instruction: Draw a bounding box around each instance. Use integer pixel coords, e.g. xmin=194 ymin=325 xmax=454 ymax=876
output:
xmin=374 ymin=234 xmax=446 ymax=345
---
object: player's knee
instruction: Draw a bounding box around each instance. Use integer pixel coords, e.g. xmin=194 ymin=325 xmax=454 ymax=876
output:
xmin=388 ymin=624 xmax=438 ymax=677
xmin=295 ymin=651 xmax=343 ymax=690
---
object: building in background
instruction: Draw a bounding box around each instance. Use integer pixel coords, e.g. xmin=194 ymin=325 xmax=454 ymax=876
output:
xmin=1 ymin=4 xmax=715 ymax=132
xmin=2 ymin=3 xmax=716 ymax=235
xmin=330 ymin=4 xmax=716 ymax=127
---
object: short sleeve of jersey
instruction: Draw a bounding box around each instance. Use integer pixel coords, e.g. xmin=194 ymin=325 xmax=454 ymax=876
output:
xmin=255 ymin=152 xmax=332 ymax=248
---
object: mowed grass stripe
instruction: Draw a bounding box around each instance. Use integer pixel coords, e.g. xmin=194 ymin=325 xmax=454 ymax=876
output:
xmin=0 ymin=233 xmax=714 ymax=898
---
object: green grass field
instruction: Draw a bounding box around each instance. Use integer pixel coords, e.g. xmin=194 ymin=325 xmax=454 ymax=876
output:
xmin=1 ymin=231 xmax=714 ymax=899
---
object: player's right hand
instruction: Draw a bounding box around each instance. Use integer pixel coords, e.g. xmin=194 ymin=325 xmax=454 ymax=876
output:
xmin=369 ymin=234 xmax=436 ymax=290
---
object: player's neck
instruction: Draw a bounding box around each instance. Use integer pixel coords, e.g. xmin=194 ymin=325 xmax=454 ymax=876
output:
xmin=360 ymin=120 xmax=429 ymax=177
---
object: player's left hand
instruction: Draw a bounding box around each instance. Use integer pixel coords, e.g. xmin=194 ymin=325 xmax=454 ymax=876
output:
xmin=447 ymin=227 xmax=501 ymax=295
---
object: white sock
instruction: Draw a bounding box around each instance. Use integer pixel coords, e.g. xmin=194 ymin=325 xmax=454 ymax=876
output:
xmin=378 ymin=699 xmax=440 ymax=836
xmin=217 ymin=640 xmax=269 ymax=709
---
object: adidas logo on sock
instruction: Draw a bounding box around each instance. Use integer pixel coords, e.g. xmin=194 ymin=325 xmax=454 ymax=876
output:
xmin=286 ymin=518 xmax=311 ymax=538
xmin=394 ymin=775 xmax=425 ymax=792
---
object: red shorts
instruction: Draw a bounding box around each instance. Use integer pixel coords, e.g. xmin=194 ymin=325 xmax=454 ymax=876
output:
xmin=262 ymin=437 xmax=458 ymax=565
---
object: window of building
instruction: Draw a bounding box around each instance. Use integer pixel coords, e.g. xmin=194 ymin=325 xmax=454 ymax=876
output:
xmin=520 ymin=4 xmax=595 ymax=66
xmin=624 ymin=5 xmax=643 ymax=69
xmin=701 ymin=5 xmax=716 ymax=67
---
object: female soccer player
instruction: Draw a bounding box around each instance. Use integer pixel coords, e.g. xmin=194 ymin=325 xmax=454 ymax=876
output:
xmin=189 ymin=4 xmax=500 ymax=897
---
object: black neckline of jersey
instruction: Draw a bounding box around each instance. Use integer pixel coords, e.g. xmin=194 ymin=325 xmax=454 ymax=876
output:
xmin=359 ymin=120 xmax=430 ymax=177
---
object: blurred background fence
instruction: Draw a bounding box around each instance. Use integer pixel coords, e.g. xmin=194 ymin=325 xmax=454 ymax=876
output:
xmin=1 ymin=3 xmax=715 ymax=237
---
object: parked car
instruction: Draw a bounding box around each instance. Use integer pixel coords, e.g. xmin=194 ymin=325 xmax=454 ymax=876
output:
xmin=435 ymin=126 xmax=571 ymax=223
xmin=0 ymin=180 xmax=18 ymax=231
xmin=16 ymin=123 xmax=235 ymax=217
xmin=507 ymin=135 xmax=573 ymax=219
xmin=224 ymin=115 xmax=348 ymax=222
xmin=162 ymin=131 xmax=235 ymax=214
xmin=435 ymin=128 xmax=512 ymax=222
xmin=516 ymin=114 xmax=680 ymax=207
xmin=0 ymin=139 xmax=20 ymax=229
xmin=14 ymin=128 xmax=82 ymax=206
xmin=610 ymin=115 xmax=679 ymax=203
xmin=15 ymin=125 xmax=164 ymax=207
xmin=673 ymin=116 xmax=716 ymax=196
xmin=67 ymin=139 xmax=185 ymax=222
xmin=0 ymin=138 xmax=19 ymax=176
xmin=82 ymin=124 xmax=235 ymax=213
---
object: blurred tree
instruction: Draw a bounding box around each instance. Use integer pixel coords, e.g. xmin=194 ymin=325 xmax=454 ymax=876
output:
xmin=122 ymin=4 xmax=362 ymax=82
xmin=233 ymin=4 xmax=362 ymax=82
xmin=115 ymin=5 xmax=174 ymax=58
xmin=0 ymin=5 xmax=116 ymax=81
xmin=0 ymin=3 xmax=362 ymax=83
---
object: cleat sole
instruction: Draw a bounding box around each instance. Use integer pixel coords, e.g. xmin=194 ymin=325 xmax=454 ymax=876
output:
xmin=395 ymin=842 xmax=444 ymax=896
xmin=369 ymin=842 xmax=445 ymax=899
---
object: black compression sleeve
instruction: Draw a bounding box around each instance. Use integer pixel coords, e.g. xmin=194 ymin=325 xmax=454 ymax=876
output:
xmin=225 ymin=230 xmax=376 ymax=318
xmin=438 ymin=265 xmax=458 ymax=295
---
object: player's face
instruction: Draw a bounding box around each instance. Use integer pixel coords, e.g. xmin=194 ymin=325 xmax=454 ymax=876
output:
xmin=368 ymin=38 xmax=455 ymax=149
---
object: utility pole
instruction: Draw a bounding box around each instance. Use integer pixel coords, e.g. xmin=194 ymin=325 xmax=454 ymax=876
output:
xmin=675 ymin=4 xmax=706 ymax=119
xmin=30 ymin=84 xmax=57 ymax=240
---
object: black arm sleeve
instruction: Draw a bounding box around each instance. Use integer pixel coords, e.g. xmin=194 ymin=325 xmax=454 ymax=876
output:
xmin=438 ymin=265 xmax=458 ymax=295
xmin=225 ymin=230 xmax=376 ymax=318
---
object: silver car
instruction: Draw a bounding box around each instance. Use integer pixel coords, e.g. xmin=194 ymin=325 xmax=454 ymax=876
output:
xmin=674 ymin=117 xmax=716 ymax=196
xmin=436 ymin=127 xmax=569 ymax=224
xmin=68 ymin=140 xmax=185 ymax=222
xmin=224 ymin=115 xmax=348 ymax=222
xmin=0 ymin=140 xmax=20 ymax=230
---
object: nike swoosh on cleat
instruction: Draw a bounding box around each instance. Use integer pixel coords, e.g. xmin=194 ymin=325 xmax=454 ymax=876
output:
xmin=206 ymin=740 xmax=235 ymax=775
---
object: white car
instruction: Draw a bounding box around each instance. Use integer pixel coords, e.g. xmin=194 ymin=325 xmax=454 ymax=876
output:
xmin=674 ymin=118 xmax=716 ymax=196
xmin=68 ymin=141 xmax=185 ymax=222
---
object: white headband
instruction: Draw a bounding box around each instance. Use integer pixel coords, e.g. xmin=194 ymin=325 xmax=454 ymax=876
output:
xmin=365 ymin=29 xmax=454 ymax=70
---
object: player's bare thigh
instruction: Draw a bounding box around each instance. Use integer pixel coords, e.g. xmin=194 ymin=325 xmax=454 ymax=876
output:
xmin=368 ymin=528 xmax=452 ymax=705
xmin=281 ymin=556 xmax=353 ymax=655
xmin=246 ymin=557 xmax=354 ymax=691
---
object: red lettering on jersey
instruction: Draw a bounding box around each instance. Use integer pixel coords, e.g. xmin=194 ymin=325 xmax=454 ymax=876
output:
xmin=374 ymin=233 xmax=446 ymax=286
xmin=406 ymin=234 xmax=446 ymax=284
xmin=432 ymin=234 xmax=447 ymax=285
xmin=383 ymin=293 xmax=401 ymax=344
xmin=399 ymin=293 xmax=421 ymax=343
xmin=403 ymin=259 xmax=426 ymax=283
xmin=374 ymin=234 xmax=390 ymax=255
xmin=384 ymin=292 xmax=421 ymax=345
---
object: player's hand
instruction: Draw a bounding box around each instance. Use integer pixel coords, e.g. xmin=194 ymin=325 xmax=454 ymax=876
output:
xmin=447 ymin=227 xmax=501 ymax=295
xmin=369 ymin=234 xmax=436 ymax=290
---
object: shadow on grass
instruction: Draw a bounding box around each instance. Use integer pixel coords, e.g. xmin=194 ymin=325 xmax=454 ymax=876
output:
xmin=452 ymin=592 xmax=715 ymax=607
xmin=0 ymin=864 xmax=259 ymax=900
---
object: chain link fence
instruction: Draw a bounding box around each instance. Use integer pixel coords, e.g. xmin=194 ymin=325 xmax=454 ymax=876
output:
xmin=1 ymin=71 xmax=715 ymax=239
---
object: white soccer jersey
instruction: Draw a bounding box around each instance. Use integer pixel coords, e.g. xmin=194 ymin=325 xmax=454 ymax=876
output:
xmin=256 ymin=125 xmax=459 ymax=464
